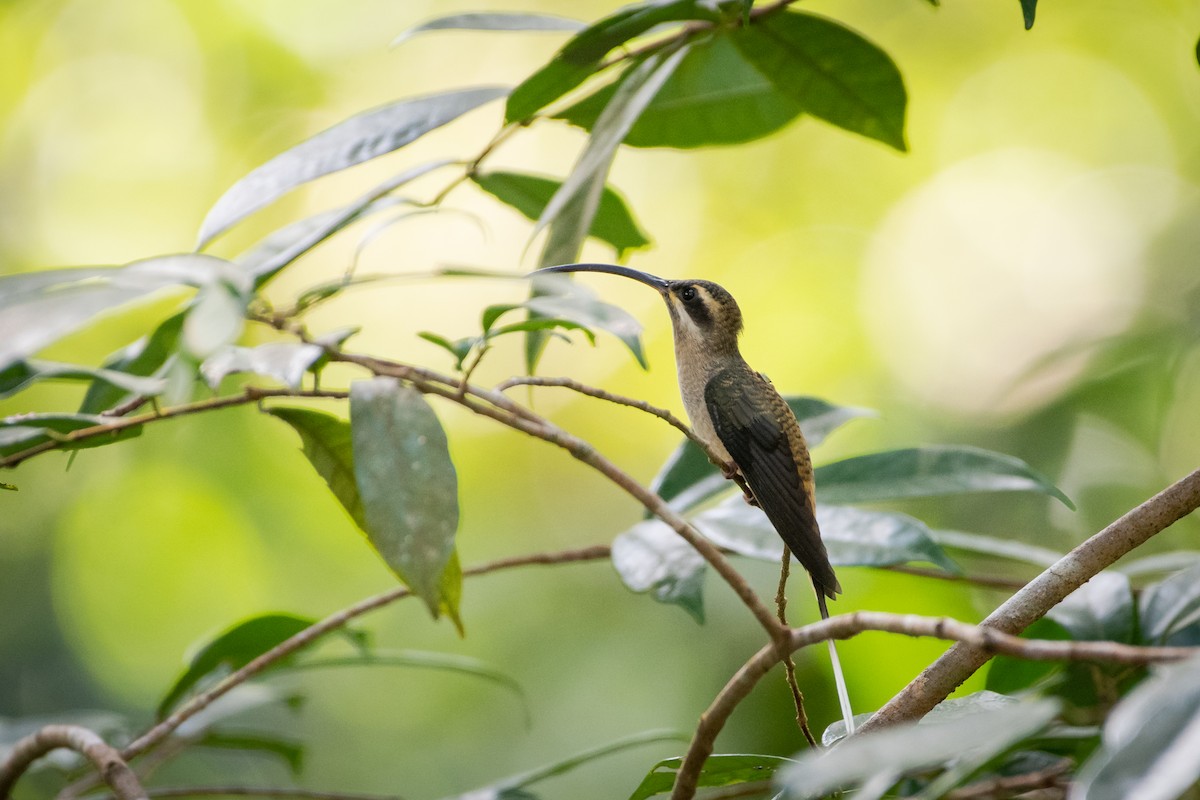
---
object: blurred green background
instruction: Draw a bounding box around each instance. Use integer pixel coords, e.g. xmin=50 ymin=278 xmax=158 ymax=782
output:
xmin=2 ymin=0 xmax=1199 ymax=796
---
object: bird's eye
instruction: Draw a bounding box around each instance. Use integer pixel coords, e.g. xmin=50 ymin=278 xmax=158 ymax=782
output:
xmin=679 ymin=286 xmax=697 ymax=303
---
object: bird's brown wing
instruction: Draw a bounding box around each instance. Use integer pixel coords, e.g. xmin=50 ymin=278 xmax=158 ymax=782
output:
xmin=704 ymin=366 xmax=841 ymax=600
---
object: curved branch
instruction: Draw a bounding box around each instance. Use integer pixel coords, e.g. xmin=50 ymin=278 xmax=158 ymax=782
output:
xmin=0 ymin=725 xmax=145 ymax=800
xmin=669 ymin=610 xmax=1199 ymax=800
xmin=858 ymin=466 xmax=1200 ymax=735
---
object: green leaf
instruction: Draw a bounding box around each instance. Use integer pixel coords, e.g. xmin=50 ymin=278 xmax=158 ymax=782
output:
xmin=197 ymin=88 xmax=507 ymax=247
xmin=524 ymin=281 xmax=647 ymax=368
xmin=157 ymin=613 xmax=317 ymax=719
xmin=418 ymin=332 xmax=478 ymax=371
xmin=392 ymin=12 xmax=585 ymax=46
xmin=557 ymin=33 xmax=804 ymax=148
xmin=1048 ymin=571 xmax=1134 ymax=644
xmin=648 ymin=397 xmax=872 ymax=515
xmin=267 ymin=407 xmax=366 ymax=529
xmin=182 ymin=280 xmax=246 ymax=360
xmin=815 ymin=445 xmax=1074 ymax=508
xmin=197 ymin=730 xmax=304 ymax=775
xmin=79 ymin=312 xmax=185 ymax=414
xmin=535 ymin=46 xmax=686 ymax=241
xmin=1020 ymin=0 xmax=1037 ymax=29
xmin=929 ymin=529 xmax=1063 ymax=568
xmin=778 ymin=698 xmax=1059 ymax=798
xmin=734 ymin=10 xmax=907 ymax=151
xmin=350 ymin=378 xmax=460 ymax=617
xmin=201 ymin=343 xmax=322 ymax=390
xmin=449 ymin=729 xmax=688 ymax=800
xmin=0 ymin=255 xmax=230 ymax=373
xmin=0 ymin=359 xmax=165 ymax=401
xmin=0 ymin=413 xmax=142 ymax=457
xmin=986 ymin=617 xmax=1071 ymax=695
xmin=504 ymin=0 xmax=719 ymax=122
xmin=612 ymin=521 xmax=706 ymax=623
xmin=1138 ymin=563 xmax=1200 ymax=645
xmin=629 ymin=753 xmax=792 ymax=800
xmin=472 ymin=171 xmax=650 ymax=257
xmin=694 ymin=502 xmax=959 ymax=573
xmin=236 ymin=160 xmax=453 ymax=287
xmin=1073 ymin=655 xmax=1200 ymax=800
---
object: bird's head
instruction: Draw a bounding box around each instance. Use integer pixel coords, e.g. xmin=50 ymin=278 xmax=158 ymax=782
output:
xmin=536 ymin=263 xmax=744 ymax=356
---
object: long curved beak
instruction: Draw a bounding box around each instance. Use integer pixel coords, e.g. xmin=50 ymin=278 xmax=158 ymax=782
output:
xmin=534 ymin=263 xmax=669 ymax=292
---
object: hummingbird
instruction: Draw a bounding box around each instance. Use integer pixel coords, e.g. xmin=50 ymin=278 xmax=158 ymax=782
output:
xmin=536 ymin=263 xmax=855 ymax=732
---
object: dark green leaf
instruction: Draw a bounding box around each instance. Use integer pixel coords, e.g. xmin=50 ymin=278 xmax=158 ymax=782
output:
xmin=472 ymin=171 xmax=650 ymax=257
xmin=453 ymin=729 xmax=688 ymax=799
xmin=612 ymin=521 xmax=706 ymax=623
xmin=267 ymin=407 xmax=365 ymax=529
xmin=986 ymin=617 xmax=1071 ymax=695
xmin=694 ymin=502 xmax=959 ymax=573
xmin=0 ymin=413 xmax=142 ymax=457
xmin=417 ymin=331 xmax=478 ymax=371
xmin=157 ymin=613 xmax=316 ymax=719
xmin=201 ymin=343 xmax=322 ymax=390
xmin=236 ymin=160 xmax=453 ymax=287
xmin=350 ymin=378 xmax=460 ymax=616
xmin=79 ymin=312 xmax=184 ymax=414
xmin=815 ymin=446 xmax=1074 ymax=508
xmin=778 ymin=698 xmax=1058 ymax=798
xmin=734 ymin=10 xmax=907 ymax=151
xmin=506 ymin=57 xmax=597 ymax=124
xmin=1048 ymin=571 xmax=1134 ymax=644
xmin=0 ymin=359 xmax=165 ymax=401
xmin=0 ymin=255 xmax=229 ymax=373
xmin=930 ymin=529 xmax=1062 ymax=568
xmin=198 ymin=88 xmax=506 ymax=247
xmin=1073 ymin=655 xmax=1200 ymax=800
xmin=489 ymin=317 xmax=597 ymax=343
xmin=197 ymin=731 xmax=304 ymax=775
xmin=557 ymin=33 xmax=803 ymax=148
xmin=648 ymin=397 xmax=872 ymax=514
xmin=392 ymin=12 xmax=585 ymax=46
xmin=1138 ymin=563 xmax=1200 ymax=645
xmin=0 ymin=483 xmax=15 ymax=491
xmin=1020 ymin=0 xmax=1037 ymax=30
xmin=629 ymin=753 xmax=791 ymax=800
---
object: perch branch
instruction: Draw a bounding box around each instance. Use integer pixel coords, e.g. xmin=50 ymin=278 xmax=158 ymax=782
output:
xmin=0 ymin=725 xmax=145 ymax=800
xmin=669 ymin=610 xmax=1199 ymax=799
xmin=857 ymin=465 xmax=1200 ymax=734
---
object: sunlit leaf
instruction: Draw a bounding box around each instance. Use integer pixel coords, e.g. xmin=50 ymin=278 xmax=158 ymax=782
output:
xmin=630 ymin=753 xmax=792 ymax=800
xmin=198 ymin=88 xmax=506 ymax=247
xmin=694 ymin=502 xmax=959 ymax=573
xmin=79 ymin=312 xmax=185 ymax=414
xmin=524 ymin=288 xmax=646 ymax=368
xmin=734 ymin=10 xmax=907 ymax=151
xmin=1072 ymin=655 xmax=1200 ymax=800
xmin=0 ymin=359 xmax=165 ymax=401
xmin=157 ymin=613 xmax=319 ymax=719
xmin=472 ymin=171 xmax=650 ymax=257
xmin=350 ymin=378 xmax=460 ymax=616
xmin=815 ymin=446 xmax=1074 ymax=508
xmin=449 ymin=729 xmax=688 ymax=800
xmin=182 ymin=281 xmax=246 ymax=360
xmin=557 ymin=33 xmax=803 ymax=148
xmin=1138 ymin=563 xmax=1200 ymax=645
xmin=201 ymin=343 xmax=323 ymax=390
xmin=612 ymin=520 xmax=706 ymax=623
xmin=648 ymin=397 xmax=873 ymax=515
xmin=392 ymin=12 xmax=584 ymax=46
xmin=929 ymin=529 xmax=1063 ymax=568
xmin=779 ymin=698 xmax=1059 ymax=798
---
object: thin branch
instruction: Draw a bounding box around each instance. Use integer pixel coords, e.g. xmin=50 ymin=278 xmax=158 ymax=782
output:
xmin=945 ymin=759 xmax=1071 ymax=800
xmin=106 ymin=788 xmax=401 ymax=800
xmin=670 ymin=609 xmax=1197 ymax=799
xmin=118 ymin=545 xmax=610 ymax=762
xmin=858 ymin=466 xmax=1200 ymax=735
xmin=774 ymin=547 xmax=817 ymax=748
xmin=0 ymin=388 xmax=349 ymax=470
xmin=0 ymin=725 xmax=146 ymax=800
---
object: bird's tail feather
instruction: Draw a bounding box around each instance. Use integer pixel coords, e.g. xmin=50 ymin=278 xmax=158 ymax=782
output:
xmin=817 ymin=590 xmax=856 ymax=737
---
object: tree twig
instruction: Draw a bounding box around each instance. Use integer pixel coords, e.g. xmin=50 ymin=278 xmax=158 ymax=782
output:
xmin=0 ymin=725 xmax=146 ymax=800
xmin=774 ymin=547 xmax=817 ymax=748
xmin=100 ymin=788 xmax=402 ymax=800
xmin=669 ymin=610 xmax=1198 ymax=800
xmin=944 ymin=759 xmax=1071 ymax=800
xmin=857 ymin=466 xmax=1200 ymax=735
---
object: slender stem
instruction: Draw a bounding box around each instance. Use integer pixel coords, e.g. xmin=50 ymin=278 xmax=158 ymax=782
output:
xmin=858 ymin=466 xmax=1200 ymax=735
xmin=774 ymin=547 xmax=817 ymax=748
xmin=100 ymin=788 xmax=401 ymax=800
xmin=669 ymin=610 xmax=1199 ymax=800
xmin=944 ymin=759 xmax=1071 ymax=800
xmin=0 ymin=725 xmax=145 ymax=800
